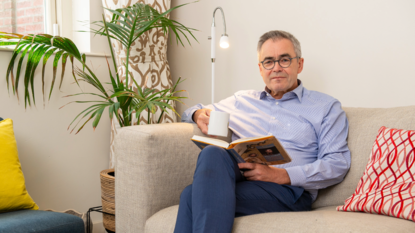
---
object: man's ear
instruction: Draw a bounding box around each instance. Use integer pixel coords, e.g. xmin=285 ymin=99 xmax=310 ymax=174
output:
xmin=297 ymin=58 xmax=304 ymax=74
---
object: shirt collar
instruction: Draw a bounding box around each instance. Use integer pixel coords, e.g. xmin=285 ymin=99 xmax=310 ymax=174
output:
xmin=259 ymin=79 xmax=304 ymax=102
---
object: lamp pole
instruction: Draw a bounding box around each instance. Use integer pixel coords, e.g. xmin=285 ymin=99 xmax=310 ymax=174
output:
xmin=209 ymin=7 xmax=229 ymax=104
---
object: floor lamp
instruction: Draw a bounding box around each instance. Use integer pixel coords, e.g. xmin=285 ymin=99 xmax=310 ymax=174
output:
xmin=209 ymin=7 xmax=229 ymax=104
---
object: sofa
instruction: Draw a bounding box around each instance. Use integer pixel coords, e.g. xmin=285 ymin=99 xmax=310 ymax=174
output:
xmin=114 ymin=106 xmax=415 ymax=233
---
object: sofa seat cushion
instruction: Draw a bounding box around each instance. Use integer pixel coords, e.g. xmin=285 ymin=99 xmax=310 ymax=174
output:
xmin=145 ymin=205 xmax=415 ymax=233
xmin=0 ymin=210 xmax=84 ymax=233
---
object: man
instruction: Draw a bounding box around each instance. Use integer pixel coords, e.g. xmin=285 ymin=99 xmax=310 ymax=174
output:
xmin=174 ymin=30 xmax=350 ymax=233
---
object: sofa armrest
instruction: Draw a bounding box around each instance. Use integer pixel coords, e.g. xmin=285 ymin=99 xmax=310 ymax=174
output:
xmin=114 ymin=123 xmax=205 ymax=233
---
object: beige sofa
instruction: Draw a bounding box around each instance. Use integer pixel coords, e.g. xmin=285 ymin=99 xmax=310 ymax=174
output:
xmin=114 ymin=106 xmax=415 ymax=233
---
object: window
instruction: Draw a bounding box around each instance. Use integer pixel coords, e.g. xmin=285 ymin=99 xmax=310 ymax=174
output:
xmin=0 ymin=0 xmax=46 ymax=35
xmin=1 ymin=0 xmax=108 ymax=54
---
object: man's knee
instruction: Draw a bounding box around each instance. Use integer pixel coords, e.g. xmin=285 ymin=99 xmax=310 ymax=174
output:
xmin=180 ymin=184 xmax=193 ymax=202
xmin=200 ymin=145 xmax=227 ymax=157
xmin=198 ymin=145 xmax=231 ymax=164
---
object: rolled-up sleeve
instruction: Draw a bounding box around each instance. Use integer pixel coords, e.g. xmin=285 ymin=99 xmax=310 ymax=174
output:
xmin=181 ymin=104 xmax=209 ymax=123
xmin=181 ymin=95 xmax=238 ymax=123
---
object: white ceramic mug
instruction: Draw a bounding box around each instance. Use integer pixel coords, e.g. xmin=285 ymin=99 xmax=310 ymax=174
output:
xmin=207 ymin=111 xmax=230 ymax=137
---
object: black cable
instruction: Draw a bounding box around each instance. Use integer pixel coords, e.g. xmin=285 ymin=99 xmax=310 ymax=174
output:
xmin=86 ymin=206 xmax=115 ymax=233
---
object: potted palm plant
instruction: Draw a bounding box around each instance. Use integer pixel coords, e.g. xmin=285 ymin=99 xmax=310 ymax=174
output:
xmin=0 ymin=2 xmax=197 ymax=132
xmin=0 ymin=2 xmax=197 ymax=233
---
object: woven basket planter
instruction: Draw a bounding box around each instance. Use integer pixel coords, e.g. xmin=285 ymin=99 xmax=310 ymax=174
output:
xmin=100 ymin=169 xmax=115 ymax=233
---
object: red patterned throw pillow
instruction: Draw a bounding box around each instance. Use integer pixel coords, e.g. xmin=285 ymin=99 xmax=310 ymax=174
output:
xmin=337 ymin=126 xmax=415 ymax=221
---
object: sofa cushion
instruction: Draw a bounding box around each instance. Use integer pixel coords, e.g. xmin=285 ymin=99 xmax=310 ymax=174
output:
xmin=313 ymin=106 xmax=415 ymax=209
xmin=337 ymin=126 xmax=415 ymax=221
xmin=0 ymin=119 xmax=38 ymax=212
xmin=0 ymin=210 xmax=84 ymax=233
xmin=145 ymin=205 xmax=414 ymax=233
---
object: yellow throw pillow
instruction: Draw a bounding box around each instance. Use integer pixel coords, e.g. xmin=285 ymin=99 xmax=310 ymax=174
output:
xmin=0 ymin=118 xmax=38 ymax=212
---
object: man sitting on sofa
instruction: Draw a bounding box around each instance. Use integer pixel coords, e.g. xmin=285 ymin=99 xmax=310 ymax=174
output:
xmin=175 ymin=30 xmax=351 ymax=233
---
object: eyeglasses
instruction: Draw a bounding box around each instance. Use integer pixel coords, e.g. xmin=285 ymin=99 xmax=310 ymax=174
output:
xmin=260 ymin=56 xmax=300 ymax=70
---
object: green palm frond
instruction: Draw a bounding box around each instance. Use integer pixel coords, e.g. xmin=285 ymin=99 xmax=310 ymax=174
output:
xmin=1 ymin=33 xmax=87 ymax=107
xmin=116 ymin=83 xmax=186 ymax=124
xmin=74 ymin=67 xmax=109 ymax=98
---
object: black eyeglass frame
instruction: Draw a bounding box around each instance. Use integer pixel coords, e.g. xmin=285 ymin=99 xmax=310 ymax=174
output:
xmin=260 ymin=56 xmax=300 ymax=70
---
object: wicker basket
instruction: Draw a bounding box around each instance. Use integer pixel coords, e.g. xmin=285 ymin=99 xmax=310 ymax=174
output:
xmin=100 ymin=169 xmax=115 ymax=232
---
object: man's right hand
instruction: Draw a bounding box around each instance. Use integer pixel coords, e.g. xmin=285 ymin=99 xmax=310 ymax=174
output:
xmin=193 ymin=109 xmax=212 ymax=135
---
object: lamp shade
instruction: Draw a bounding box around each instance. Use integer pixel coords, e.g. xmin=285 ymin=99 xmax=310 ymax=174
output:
xmin=219 ymin=35 xmax=229 ymax=48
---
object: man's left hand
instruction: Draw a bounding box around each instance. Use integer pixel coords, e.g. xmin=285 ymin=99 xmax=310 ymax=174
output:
xmin=238 ymin=163 xmax=291 ymax=185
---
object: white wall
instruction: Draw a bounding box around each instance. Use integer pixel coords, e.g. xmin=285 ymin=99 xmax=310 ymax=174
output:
xmin=168 ymin=0 xmax=415 ymax=115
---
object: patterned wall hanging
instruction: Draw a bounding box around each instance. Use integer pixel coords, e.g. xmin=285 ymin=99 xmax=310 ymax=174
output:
xmin=102 ymin=0 xmax=176 ymax=168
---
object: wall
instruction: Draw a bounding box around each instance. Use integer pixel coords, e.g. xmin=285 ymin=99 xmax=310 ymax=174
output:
xmin=168 ymin=0 xmax=415 ymax=115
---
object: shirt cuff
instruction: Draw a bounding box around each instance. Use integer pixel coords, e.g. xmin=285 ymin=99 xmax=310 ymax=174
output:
xmin=189 ymin=109 xmax=198 ymax=123
xmin=181 ymin=108 xmax=198 ymax=123
xmin=285 ymin=166 xmax=307 ymax=188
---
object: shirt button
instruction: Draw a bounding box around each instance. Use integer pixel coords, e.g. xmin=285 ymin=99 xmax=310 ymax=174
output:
xmin=275 ymin=102 xmax=279 ymax=105
xmin=268 ymin=133 xmax=272 ymax=135
xmin=272 ymin=117 xmax=275 ymax=120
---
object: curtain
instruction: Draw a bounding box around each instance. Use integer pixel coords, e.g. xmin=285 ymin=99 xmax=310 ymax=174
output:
xmin=102 ymin=0 xmax=175 ymax=168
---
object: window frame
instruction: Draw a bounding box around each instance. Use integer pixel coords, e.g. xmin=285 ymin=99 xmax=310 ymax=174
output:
xmin=45 ymin=0 xmax=72 ymax=38
xmin=1 ymin=0 xmax=107 ymax=55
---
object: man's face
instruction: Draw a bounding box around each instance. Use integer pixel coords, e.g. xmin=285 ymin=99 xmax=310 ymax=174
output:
xmin=258 ymin=38 xmax=304 ymax=99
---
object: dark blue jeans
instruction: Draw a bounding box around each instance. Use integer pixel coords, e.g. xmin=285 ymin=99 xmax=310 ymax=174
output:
xmin=174 ymin=145 xmax=312 ymax=233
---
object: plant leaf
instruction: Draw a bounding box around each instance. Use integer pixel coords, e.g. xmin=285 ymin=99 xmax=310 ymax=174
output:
xmin=92 ymin=106 xmax=105 ymax=130
xmin=49 ymin=50 xmax=65 ymax=100
xmin=14 ymin=43 xmax=32 ymax=98
xmin=42 ymin=47 xmax=58 ymax=105
xmin=59 ymin=53 xmax=69 ymax=89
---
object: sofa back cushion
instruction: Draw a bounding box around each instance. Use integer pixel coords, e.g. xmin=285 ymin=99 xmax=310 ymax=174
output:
xmin=312 ymin=106 xmax=415 ymax=209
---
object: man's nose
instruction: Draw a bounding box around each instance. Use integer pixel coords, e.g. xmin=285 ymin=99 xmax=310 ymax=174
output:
xmin=272 ymin=62 xmax=283 ymax=72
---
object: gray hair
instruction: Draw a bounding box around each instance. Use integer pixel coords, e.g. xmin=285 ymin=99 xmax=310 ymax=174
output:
xmin=257 ymin=30 xmax=302 ymax=58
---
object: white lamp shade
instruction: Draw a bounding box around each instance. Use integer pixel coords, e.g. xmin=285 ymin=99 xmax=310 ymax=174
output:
xmin=219 ymin=35 xmax=229 ymax=48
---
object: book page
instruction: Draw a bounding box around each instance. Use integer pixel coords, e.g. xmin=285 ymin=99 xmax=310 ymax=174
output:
xmin=230 ymin=135 xmax=273 ymax=145
xmin=191 ymin=135 xmax=230 ymax=148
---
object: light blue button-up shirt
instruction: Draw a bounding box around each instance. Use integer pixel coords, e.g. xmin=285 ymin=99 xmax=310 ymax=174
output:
xmin=181 ymin=80 xmax=351 ymax=201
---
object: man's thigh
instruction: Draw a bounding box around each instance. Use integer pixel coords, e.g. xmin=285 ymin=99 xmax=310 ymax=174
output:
xmin=234 ymin=181 xmax=312 ymax=217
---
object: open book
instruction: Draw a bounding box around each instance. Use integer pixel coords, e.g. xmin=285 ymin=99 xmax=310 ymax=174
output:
xmin=191 ymin=135 xmax=291 ymax=165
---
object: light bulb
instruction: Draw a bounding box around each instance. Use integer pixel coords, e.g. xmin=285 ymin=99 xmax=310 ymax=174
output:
xmin=220 ymin=35 xmax=229 ymax=48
